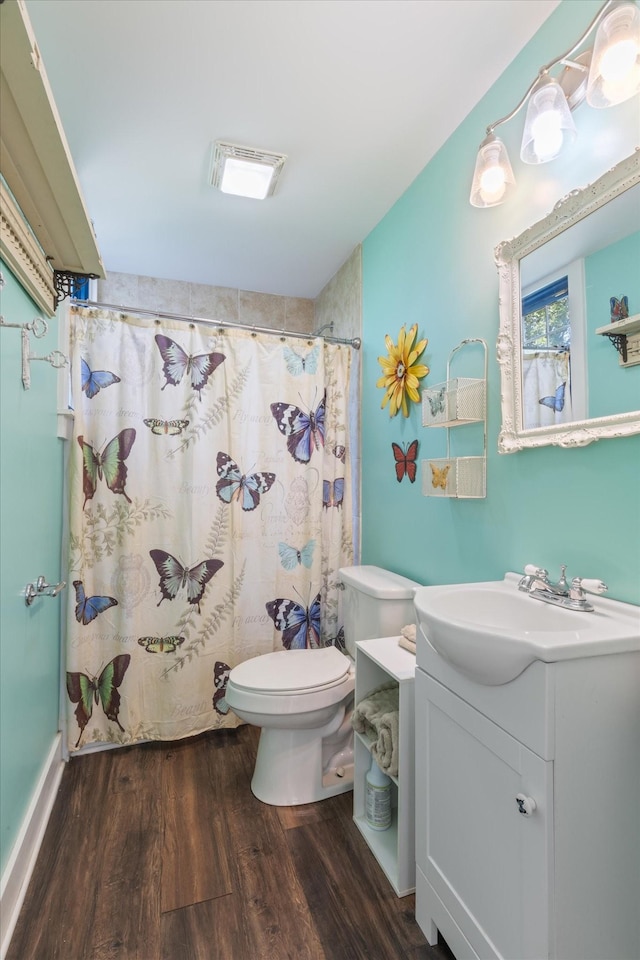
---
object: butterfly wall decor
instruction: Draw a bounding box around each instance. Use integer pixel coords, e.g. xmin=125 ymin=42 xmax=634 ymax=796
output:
xmin=323 ymin=478 xmax=344 ymax=509
xmin=154 ymin=334 xmax=226 ymax=399
xmin=143 ymin=418 xmax=189 ymax=436
xmin=425 ymin=387 xmax=446 ymax=418
xmin=278 ymin=540 xmax=316 ymax=571
xmin=149 ymin=549 xmax=223 ymax=612
xmin=77 ymin=428 xmax=136 ymax=508
xmin=66 ymin=653 xmax=131 ymax=748
xmin=212 ymin=661 xmax=231 ymax=715
xmin=270 ymin=392 xmax=325 ymax=463
xmin=73 ymin=580 xmax=118 ymax=625
xmin=391 ymin=439 xmax=418 ymax=483
xmin=80 ymin=358 xmax=121 ymax=399
xmin=266 ymin=591 xmax=322 ymax=649
xmin=610 ymin=296 xmax=629 ymax=323
xmin=283 ymin=343 xmax=319 ymax=376
xmin=137 ymin=635 xmax=185 ymax=654
xmin=539 ymin=381 xmax=566 ymax=413
xmin=430 ymin=463 xmax=451 ymax=490
xmin=215 ymin=452 xmax=276 ymax=511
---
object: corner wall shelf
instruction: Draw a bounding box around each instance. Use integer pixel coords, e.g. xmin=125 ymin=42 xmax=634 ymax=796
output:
xmin=421 ymin=338 xmax=487 ymax=499
xmin=595 ymin=313 xmax=640 ymax=366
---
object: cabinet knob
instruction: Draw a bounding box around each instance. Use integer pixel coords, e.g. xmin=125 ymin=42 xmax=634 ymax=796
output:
xmin=515 ymin=793 xmax=537 ymax=817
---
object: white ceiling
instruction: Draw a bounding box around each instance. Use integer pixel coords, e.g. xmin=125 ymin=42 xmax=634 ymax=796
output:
xmin=25 ymin=0 xmax=560 ymax=299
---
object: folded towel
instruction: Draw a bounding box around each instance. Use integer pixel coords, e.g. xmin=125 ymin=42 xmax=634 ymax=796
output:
xmin=398 ymin=634 xmax=416 ymax=655
xmin=400 ymin=624 xmax=416 ymax=642
xmin=371 ymin=709 xmax=399 ymax=777
xmin=351 ymin=681 xmax=400 ymax=777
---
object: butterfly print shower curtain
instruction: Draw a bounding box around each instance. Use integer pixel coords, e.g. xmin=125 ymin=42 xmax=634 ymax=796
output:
xmin=65 ymin=306 xmax=353 ymax=754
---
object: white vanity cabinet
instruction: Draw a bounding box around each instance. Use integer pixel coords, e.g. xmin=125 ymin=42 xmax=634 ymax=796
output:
xmin=415 ymin=638 xmax=640 ymax=960
xmin=353 ymin=636 xmax=416 ymax=897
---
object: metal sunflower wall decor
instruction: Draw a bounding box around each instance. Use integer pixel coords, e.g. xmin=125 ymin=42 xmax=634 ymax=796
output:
xmin=376 ymin=323 xmax=429 ymax=417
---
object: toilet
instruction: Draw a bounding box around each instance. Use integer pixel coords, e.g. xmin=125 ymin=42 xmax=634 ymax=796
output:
xmin=225 ymin=565 xmax=420 ymax=806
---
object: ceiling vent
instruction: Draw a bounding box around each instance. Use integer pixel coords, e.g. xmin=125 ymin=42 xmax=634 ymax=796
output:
xmin=209 ymin=141 xmax=287 ymax=200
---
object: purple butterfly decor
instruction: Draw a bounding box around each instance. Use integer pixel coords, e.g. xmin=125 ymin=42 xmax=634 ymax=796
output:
xmin=215 ymin=452 xmax=276 ymax=511
xmin=266 ymin=592 xmax=322 ymax=649
xmin=149 ymin=549 xmax=223 ymax=613
xmin=154 ymin=335 xmax=225 ymax=399
xmin=322 ymin=478 xmax=344 ymax=509
xmin=270 ymin=392 xmax=325 ymax=463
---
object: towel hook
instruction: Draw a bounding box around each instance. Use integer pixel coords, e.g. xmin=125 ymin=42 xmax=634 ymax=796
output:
xmin=0 ymin=315 xmax=68 ymax=388
xmin=25 ymin=575 xmax=67 ymax=606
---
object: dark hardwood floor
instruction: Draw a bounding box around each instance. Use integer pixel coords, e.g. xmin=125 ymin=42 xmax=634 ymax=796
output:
xmin=7 ymin=725 xmax=454 ymax=960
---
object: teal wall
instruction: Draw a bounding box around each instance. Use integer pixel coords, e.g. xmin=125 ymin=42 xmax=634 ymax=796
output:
xmin=586 ymin=231 xmax=640 ymax=418
xmin=0 ymin=262 xmax=64 ymax=873
xmin=361 ymin=1 xmax=640 ymax=604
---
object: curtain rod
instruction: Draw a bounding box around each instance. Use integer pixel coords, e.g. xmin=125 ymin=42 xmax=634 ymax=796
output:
xmin=71 ymin=299 xmax=361 ymax=349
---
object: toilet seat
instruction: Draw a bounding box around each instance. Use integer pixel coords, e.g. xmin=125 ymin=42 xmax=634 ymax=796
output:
xmin=230 ymin=647 xmax=350 ymax=696
xmin=226 ymin=646 xmax=355 ymax=720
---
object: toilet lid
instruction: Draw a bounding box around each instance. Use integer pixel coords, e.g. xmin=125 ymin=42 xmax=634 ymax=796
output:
xmin=229 ymin=646 xmax=350 ymax=694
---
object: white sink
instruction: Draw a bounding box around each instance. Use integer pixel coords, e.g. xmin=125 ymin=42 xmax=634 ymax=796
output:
xmin=414 ymin=573 xmax=640 ymax=684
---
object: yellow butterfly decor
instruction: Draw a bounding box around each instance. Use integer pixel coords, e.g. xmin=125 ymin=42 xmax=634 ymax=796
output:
xmin=430 ymin=463 xmax=451 ymax=490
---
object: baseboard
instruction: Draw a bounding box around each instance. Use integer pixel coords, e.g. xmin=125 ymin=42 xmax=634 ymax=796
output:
xmin=0 ymin=733 xmax=64 ymax=960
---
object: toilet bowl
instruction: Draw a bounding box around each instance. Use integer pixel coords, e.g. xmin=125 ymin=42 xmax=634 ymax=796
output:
xmin=226 ymin=565 xmax=421 ymax=807
xmin=226 ymin=646 xmax=355 ymax=806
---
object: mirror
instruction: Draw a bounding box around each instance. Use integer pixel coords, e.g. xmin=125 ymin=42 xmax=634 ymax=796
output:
xmin=496 ymin=149 xmax=640 ymax=452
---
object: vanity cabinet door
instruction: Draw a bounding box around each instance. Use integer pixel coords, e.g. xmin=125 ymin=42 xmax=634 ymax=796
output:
xmin=416 ymin=670 xmax=553 ymax=960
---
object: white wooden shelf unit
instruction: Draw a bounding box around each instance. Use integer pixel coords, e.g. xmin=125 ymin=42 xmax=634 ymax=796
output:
xmin=353 ymin=636 xmax=416 ymax=897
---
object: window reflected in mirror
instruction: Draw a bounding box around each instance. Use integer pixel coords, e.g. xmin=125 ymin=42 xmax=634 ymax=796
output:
xmin=495 ymin=151 xmax=640 ymax=452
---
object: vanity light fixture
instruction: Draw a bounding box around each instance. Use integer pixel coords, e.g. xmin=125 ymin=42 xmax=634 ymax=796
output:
xmin=470 ymin=0 xmax=640 ymax=207
xmin=210 ymin=141 xmax=287 ymax=200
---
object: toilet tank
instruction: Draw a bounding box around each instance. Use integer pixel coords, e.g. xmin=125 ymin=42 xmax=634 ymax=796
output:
xmin=338 ymin=565 xmax=421 ymax=657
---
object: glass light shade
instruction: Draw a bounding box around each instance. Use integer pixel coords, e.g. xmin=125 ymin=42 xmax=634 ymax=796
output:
xmin=520 ymin=76 xmax=576 ymax=164
xmin=587 ymin=3 xmax=640 ymax=108
xmin=469 ymin=134 xmax=516 ymax=208
xmin=218 ymin=157 xmax=275 ymax=199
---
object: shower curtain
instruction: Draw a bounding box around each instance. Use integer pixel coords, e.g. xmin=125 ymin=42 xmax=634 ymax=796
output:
xmin=64 ymin=306 xmax=353 ymax=754
xmin=522 ymin=349 xmax=573 ymax=429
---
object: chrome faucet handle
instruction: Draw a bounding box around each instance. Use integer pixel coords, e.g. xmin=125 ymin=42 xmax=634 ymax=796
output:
xmin=557 ymin=564 xmax=568 ymax=590
xmin=570 ymin=577 xmax=608 ymax=598
xmin=518 ymin=565 xmax=549 ymax=592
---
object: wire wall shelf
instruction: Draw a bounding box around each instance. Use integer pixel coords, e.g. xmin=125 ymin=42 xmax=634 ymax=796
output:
xmin=421 ymin=338 xmax=487 ymax=499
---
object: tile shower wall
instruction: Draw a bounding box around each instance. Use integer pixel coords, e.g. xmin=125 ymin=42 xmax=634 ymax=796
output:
xmin=315 ymin=246 xmax=362 ymax=561
xmin=314 ymin=246 xmax=362 ymax=342
xmin=98 ymin=271 xmax=315 ymax=334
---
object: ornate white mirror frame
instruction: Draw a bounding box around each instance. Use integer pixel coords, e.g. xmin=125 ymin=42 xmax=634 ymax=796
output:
xmin=496 ymin=148 xmax=640 ymax=453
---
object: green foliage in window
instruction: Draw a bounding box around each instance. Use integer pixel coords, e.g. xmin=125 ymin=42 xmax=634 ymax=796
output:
xmin=523 ymin=297 xmax=570 ymax=350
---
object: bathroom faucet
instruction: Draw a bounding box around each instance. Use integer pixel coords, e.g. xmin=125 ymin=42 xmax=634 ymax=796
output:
xmin=518 ymin=564 xmax=607 ymax=612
